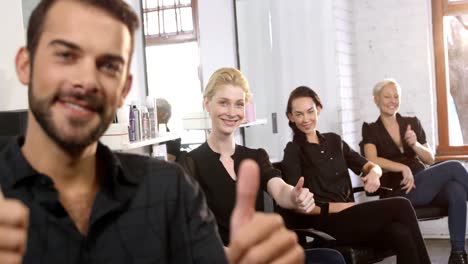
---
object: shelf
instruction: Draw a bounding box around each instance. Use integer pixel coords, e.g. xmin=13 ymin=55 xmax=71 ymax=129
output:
xmin=182 ymin=117 xmax=268 ymax=130
xmin=240 ymin=118 xmax=267 ymax=128
xmin=101 ymin=132 xmax=180 ymax=151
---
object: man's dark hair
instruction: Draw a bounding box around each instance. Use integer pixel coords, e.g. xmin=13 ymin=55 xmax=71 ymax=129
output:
xmin=27 ymin=0 xmax=140 ymax=62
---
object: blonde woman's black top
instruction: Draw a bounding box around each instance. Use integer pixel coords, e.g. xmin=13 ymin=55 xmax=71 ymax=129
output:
xmin=360 ymin=113 xmax=427 ymax=196
xmin=187 ymin=142 xmax=280 ymax=245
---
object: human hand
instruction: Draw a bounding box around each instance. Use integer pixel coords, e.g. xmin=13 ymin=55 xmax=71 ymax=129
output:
xmin=400 ymin=166 xmax=416 ymax=194
xmin=361 ymin=171 xmax=381 ymax=193
xmin=404 ymin=124 xmax=417 ymax=147
xmin=0 ymin=189 xmax=29 ymax=264
xmin=291 ymin=177 xmax=315 ymax=213
xmin=226 ymin=160 xmax=304 ymax=264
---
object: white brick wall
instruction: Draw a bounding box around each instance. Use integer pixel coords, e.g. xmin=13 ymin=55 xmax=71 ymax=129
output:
xmin=333 ymin=0 xmax=361 ymax=151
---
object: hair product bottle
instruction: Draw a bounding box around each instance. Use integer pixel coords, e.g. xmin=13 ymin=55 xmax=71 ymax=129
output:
xmin=131 ymin=102 xmax=141 ymax=141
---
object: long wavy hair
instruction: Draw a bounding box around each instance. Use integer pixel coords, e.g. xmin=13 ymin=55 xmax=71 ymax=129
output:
xmin=285 ymin=86 xmax=323 ymax=143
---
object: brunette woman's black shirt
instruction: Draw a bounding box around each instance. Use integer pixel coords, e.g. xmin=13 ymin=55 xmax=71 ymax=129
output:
xmin=282 ymin=131 xmax=367 ymax=203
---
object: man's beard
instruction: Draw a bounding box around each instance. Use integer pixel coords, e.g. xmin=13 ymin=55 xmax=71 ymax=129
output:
xmin=28 ymin=83 xmax=113 ymax=154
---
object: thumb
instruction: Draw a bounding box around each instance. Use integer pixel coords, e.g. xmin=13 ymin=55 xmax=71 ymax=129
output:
xmin=230 ymin=159 xmax=260 ymax=238
xmin=294 ymin=177 xmax=304 ymax=195
xmin=406 ymin=124 xmax=411 ymax=131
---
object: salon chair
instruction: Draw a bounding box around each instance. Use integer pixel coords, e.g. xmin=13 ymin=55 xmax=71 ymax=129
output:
xmin=0 ymin=110 xmax=28 ymax=149
xmin=271 ymin=162 xmax=395 ymax=264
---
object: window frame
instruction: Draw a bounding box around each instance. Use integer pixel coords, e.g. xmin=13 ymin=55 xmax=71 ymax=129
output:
xmin=432 ymin=0 xmax=468 ymax=160
xmin=142 ymin=0 xmax=199 ymax=46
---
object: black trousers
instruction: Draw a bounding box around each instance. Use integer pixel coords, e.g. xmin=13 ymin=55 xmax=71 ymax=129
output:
xmin=286 ymin=197 xmax=430 ymax=264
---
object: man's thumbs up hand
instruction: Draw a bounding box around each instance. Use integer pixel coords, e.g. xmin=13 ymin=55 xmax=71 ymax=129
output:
xmin=226 ymin=160 xmax=304 ymax=264
xmin=0 ymin=188 xmax=29 ymax=264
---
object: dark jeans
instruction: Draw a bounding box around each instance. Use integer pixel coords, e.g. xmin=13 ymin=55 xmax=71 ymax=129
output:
xmin=404 ymin=160 xmax=468 ymax=252
xmin=305 ymin=248 xmax=345 ymax=264
xmin=286 ymin=197 xmax=430 ymax=264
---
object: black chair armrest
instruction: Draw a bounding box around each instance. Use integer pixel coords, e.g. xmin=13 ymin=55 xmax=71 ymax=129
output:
xmin=294 ymin=228 xmax=337 ymax=241
xmin=352 ymin=186 xmax=365 ymax=193
xmin=353 ymin=186 xmax=382 ymax=197
xmin=415 ymin=205 xmax=448 ymax=221
xmin=294 ymin=228 xmax=337 ymax=248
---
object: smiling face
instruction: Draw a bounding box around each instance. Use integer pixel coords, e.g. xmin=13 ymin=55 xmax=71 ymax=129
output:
xmin=287 ymin=96 xmax=321 ymax=136
xmin=16 ymin=1 xmax=132 ymax=151
xmin=204 ymin=84 xmax=246 ymax=136
xmin=374 ymin=83 xmax=400 ymax=117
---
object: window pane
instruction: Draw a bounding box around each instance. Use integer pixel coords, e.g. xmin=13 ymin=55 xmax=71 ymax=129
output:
xmin=145 ymin=0 xmax=159 ymax=9
xmin=179 ymin=0 xmax=191 ymax=5
xmin=162 ymin=0 xmax=176 ymax=7
xmin=147 ymin=11 xmax=160 ymax=35
xmin=445 ymin=15 xmax=468 ymax=145
xmin=163 ymin=9 xmax=177 ymax=33
xmin=180 ymin=7 xmax=193 ymax=32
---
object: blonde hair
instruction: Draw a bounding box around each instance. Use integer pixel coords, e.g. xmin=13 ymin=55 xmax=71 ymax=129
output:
xmin=373 ymin=78 xmax=401 ymax=97
xmin=204 ymin=67 xmax=252 ymax=102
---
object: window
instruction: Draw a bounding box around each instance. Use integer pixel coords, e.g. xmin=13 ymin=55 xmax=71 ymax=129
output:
xmin=432 ymin=0 xmax=468 ymax=159
xmin=141 ymin=0 xmax=205 ymax=148
xmin=142 ymin=0 xmax=198 ymax=45
xmin=145 ymin=42 xmax=206 ymax=146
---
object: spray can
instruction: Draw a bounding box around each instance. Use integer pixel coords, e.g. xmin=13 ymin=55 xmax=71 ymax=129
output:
xmin=146 ymin=96 xmax=157 ymax=138
xmin=128 ymin=105 xmax=136 ymax=142
xmin=131 ymin=102 xmax=141 ymax=141
xmin=141 ymin=107 xmax=150 ymax=140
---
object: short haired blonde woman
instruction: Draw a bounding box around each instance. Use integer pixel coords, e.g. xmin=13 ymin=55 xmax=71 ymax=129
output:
xmin=361 ymin=78 xmax=468 ymax=264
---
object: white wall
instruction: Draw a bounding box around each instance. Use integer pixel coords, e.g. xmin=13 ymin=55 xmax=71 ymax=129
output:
xmin=197 ymin=0 xmax=242 ymax=144
xmin=21 ymin=0 xmax=40 ymax=28
xmin=334 ymin=0 xmax=361 ymax=150
xmin=236 ymin=0 xmax=277 ymax=157
xmin=0 ymin=1 xmax=28 ymax=111
xmin=198 ymin=0 xmax=238 ymax=86
xmin=237 ymin=0 xmax=340 ymax=161
xmin=124 ymin=0 xmax=148 ymax=105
